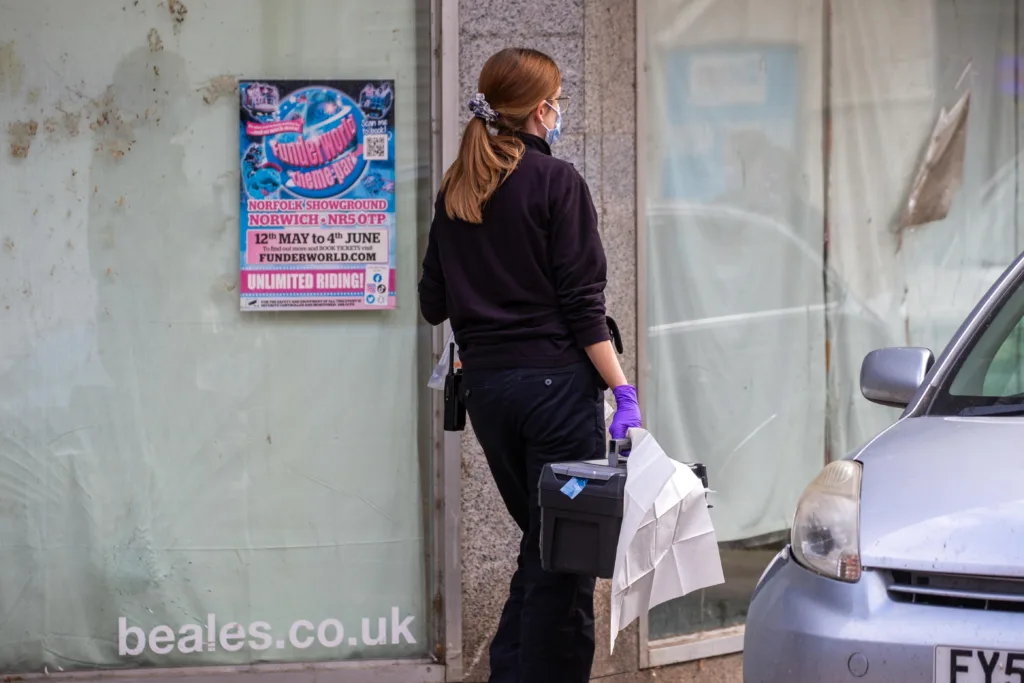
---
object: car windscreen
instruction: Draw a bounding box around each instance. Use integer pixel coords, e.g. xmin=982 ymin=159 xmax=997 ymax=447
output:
xmin=929 ymin=273 xmax=1024 ymax=416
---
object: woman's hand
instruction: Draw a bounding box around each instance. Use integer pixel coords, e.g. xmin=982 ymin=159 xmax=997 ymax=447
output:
xmin=609 ymin=384 xmax=642 ymax=440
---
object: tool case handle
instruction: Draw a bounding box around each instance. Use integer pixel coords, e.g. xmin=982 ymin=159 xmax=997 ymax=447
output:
xmin=607 ymin=438 xmax=631 ymax=467
xmin=607 ymin=439 xmax=713 ymax=507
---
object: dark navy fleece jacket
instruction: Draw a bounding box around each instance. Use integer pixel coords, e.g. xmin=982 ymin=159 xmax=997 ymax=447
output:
xmin=418 ymin=132 xmax=610 ymax=370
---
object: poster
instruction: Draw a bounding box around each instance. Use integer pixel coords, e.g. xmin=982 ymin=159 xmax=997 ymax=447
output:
xmin=238 ymin=79 xmax=396 ymax=311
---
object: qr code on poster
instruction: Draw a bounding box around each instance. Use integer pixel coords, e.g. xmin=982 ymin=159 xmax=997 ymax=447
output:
xmin=364 ymin=135 xmax=388 ymax=161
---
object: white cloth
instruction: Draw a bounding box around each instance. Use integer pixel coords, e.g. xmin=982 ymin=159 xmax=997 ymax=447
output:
xmin=610 ymin=428 xmax=725 ymax=653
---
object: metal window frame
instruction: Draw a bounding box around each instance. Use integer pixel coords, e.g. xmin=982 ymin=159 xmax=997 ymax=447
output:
xmin=434 ymin=0 xmax=464 ymax=681
xmin=634 ymin=0 xmax=745 ymax=668
xmin=10 ymin=662 xmax=445 ymax=683
xmin=635 ymin=0 xmax=651 ymax=664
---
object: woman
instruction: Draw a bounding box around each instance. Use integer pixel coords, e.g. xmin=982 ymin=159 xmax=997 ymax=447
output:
xmin=418 ymin=47 xmax=642 ymax=683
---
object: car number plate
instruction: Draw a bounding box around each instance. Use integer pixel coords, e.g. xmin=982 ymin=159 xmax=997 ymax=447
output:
xmin=935 ymin=646 xmax=1024 ymax=683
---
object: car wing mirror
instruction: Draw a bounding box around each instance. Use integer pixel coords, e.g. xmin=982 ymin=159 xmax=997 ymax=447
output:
xmin=860 ymin=347 xmax=935 ymax=408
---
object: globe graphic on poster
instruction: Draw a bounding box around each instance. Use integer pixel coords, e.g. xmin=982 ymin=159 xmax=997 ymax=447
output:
xmin=264 ymin=86 xmax=367 ymax=199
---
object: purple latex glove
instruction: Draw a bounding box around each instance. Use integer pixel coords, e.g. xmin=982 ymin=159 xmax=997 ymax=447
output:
xmin=609 ymin=384 xmax=642 ymax=441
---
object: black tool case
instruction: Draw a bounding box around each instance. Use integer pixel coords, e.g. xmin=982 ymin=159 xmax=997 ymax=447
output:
xmin=539 ymin=438 xmax=709 ymax=579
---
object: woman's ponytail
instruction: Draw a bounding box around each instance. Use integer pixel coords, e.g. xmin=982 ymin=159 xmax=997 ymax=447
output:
xmin=440 ymin=48 xmax=561 ymax=224
xmin=441 ymin=118 xmax=524 ymax=224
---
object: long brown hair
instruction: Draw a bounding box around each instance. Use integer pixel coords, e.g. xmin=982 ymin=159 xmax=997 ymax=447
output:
xmin=441 ymin=48 xmax=561 ymax=224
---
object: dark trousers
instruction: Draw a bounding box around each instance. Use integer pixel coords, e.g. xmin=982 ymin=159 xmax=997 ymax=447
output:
xmin=462 ymin=361 xmax=605 ymax=683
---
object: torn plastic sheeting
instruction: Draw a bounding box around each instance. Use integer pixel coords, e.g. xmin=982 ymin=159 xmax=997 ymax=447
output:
xmin=898 ymin=86 xmax=971 ymax=237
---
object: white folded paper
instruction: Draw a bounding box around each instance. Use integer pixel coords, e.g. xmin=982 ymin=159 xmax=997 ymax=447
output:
xmin=427 ymin=331 xmax=460 ymax=390
xmin=610 ymin=427 xmax=725 ymax=653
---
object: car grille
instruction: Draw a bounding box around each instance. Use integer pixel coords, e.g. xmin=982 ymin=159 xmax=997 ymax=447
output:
xmin=889 ymin=570 xmax=1024 ymax=613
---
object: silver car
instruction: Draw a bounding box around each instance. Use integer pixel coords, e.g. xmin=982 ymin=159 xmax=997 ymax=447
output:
xmin=743 ymin=250 xmax=1024 ymax=683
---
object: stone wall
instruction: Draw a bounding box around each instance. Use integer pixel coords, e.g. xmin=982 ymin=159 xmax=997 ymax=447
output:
xmin=456 ymin=1 xmax=741 ymax=680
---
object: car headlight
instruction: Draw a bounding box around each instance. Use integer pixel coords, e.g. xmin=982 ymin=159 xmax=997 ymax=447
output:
xmin=791 ymin=460 xmax=862 ymax=582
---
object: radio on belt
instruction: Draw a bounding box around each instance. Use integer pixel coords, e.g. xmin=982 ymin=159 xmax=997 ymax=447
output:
xmin=442 ymin=341 xmax=466 ymax=432
xmin=539 ymin=438 xmax=710 ymax=579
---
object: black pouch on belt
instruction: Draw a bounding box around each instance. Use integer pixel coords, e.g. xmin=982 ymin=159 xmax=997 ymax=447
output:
xmin=443 ymin=341 xmax=466 ymax=432
xmin=606 ymin=315 xmax=624 ymax=354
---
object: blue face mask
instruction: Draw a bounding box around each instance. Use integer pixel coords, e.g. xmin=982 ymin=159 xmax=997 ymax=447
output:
xmin=542 ymin=100 xmax=562 ymax=146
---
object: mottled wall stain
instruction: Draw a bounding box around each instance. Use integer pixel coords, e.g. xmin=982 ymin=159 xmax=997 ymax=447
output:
xmin=199 ymin=75 xmax=238 ymax=105
xmin=29 ymin=41 xmax=197 ymax=162
xmin=168 ymin=0 xmax=188 ymax=34
xmin=86 ymin=87 xmax=135 ymax=161
xmin=0 ymin=41 xmax=24 ymax=94
xmin=147 ymin=28 xmax=164 ymax=52
xmin=8 ymin=120 xmax=38 ymax=158
xmin=43 ymin=106 xmax=81 ymax=140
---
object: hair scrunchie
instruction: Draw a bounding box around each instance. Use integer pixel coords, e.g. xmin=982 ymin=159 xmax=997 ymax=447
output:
xmin=467 ymin=93 xmax=499 ymax=123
